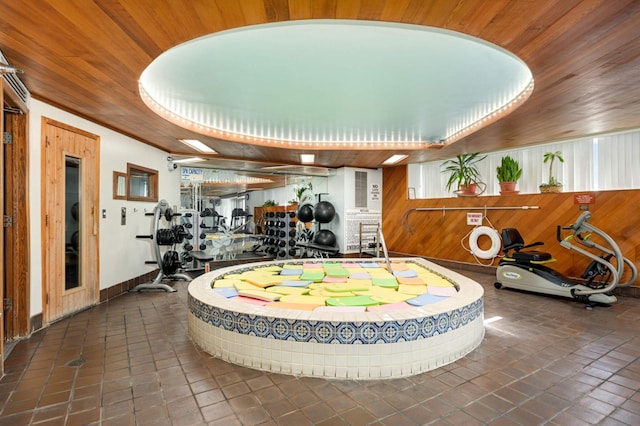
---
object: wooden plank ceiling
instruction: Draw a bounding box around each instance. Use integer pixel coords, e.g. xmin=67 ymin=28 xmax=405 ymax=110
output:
xmin=1 ymin=0 xmax=639 ymax=171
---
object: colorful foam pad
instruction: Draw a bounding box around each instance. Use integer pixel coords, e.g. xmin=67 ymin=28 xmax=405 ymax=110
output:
xmin=367 ymin=302 xmax=411 ymax=312
xmin=238 ymin=289 xmax=281 ymax=301
xmin=324 ymin=280 xmax=372 ymax=292
xmin=280 ymin=295 xmax=328 ymax=305
xmin=322 ymin=276 xmax=348 ymax=283
xmin=349 ymin=272 xmax=371 ymax=280
xmin=371 ymin=292 xmax=413 ymax=304
xmin=359 ymin=262 xmax=381 ymax=268
xmin=371 ymin=277 xmax=399 ymax=288
xmin=212 ymin=279 xmax=242 ymax=288
xmin=325 ymin=268 xmax=350 ymax=278
xmin=244 ymin=275 xmax=282 ymax=288
xmin=233 ymin=281 xmax=264 ymax=291
xmin=397 ymin=284 xmax=428 ymax=295
xmin=280 ymin=268 xmax=303 ymax=276
xmin=428 ymin=286 xmax=458 ymax=296
xmin=326 ymin=296 xmax=379 ymax=307
xmin=394 ymin=269 xmax=419 ymax=278
xmin=406 ymin=293 xmax=448 ymax=306
xmin=236 ymin=296 xmax=271 ymax=306
xmin=212 ymin=287 xmax=239 ymax=298
xmin=303 ymin=262 xmax=323 ymax=268
xmin=309 ymin=289 xmax=355 ymax=297
xmin=300 ymin=271 xmax=325 ymax=282
xmin=280 ymin=280 xmax=312 ymax=287
xmin=266 ymin=286 xmax=309 ymax=296
xmin=396 ymin=276 xmax=425 ymax=285
xmin=385 ymin=262 xmax=409 ymax=271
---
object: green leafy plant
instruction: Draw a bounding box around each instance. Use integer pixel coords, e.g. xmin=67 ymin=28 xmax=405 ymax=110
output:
xmin=496 ymin=155 xmax=523 ymax=183
xmin=295 ymin=182 xmax=313 ymax=200
xmin=441 ymin=153 xmax=487 ymax=192
xmin=262 ymin=199 xmax=277 ymax=207
xmin=541 ymin=150 xmax=564 ymax=188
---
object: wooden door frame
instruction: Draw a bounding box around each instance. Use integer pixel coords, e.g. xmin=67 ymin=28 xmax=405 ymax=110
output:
xmin=41 ymin=117 xmax=100 ymax=324
xmin=1 ymin=78 xmax=30 ymax=374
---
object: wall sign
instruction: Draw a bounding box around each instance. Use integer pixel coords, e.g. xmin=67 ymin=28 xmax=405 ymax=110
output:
xmin=574 ymin=193 xmax=595 ymax=204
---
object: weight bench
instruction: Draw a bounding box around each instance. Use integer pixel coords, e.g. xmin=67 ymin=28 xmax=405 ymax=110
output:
xmin=296 ymin=242 xmax=339 ymax=258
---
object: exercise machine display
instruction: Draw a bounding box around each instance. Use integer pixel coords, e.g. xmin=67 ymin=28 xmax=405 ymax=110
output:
xmin=495 ymin=212 xmax=637 ymax=306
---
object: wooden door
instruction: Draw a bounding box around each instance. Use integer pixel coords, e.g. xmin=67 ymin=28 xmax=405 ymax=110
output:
xmin=42 ymin=118 xmax=100 ymax=323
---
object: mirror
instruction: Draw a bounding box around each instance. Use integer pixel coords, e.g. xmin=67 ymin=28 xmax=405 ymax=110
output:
xmin=113 ymin=171 xmax=127 ymax=199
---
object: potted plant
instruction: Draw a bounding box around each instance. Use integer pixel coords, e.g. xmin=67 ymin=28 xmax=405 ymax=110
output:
xmin=496 ymin=155 xmax=523 ymax=194
xmin=539 ymin=151 xmax=564 ymax=193
xmin=295 ymin=181 xmax=313 ymax=203
xmin=441 ymin=153 xmax=487 ymax=196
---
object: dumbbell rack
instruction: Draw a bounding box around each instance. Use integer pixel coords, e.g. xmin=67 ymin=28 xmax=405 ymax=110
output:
xmin=133 ymin=199 xmax=191 ymax=292
xmin=261 ymin=211 xmax=298 ymax=259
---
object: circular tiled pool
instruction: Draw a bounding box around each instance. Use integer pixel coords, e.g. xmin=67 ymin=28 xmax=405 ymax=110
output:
xmin=188 ymin=257 xmax=484 ymax=379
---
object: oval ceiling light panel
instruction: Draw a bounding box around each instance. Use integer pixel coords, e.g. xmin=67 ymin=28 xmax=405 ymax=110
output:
xmin=139 ymin=20 xmax=533 ymax=150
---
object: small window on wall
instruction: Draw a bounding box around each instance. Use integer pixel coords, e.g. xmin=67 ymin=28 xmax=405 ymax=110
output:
xmin=126 ymin=163 xmax=158 ymax=202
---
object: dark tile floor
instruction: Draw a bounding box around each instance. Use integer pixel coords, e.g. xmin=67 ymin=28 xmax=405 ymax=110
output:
xmin=1 ymin=270 xmax=640 ymax=425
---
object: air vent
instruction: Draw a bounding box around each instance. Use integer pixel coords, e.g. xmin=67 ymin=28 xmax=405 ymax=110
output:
xmin=0 ymin=50 xmax=30 ymax=105
xmin=355 ymin=171 xmax=367 ymax=208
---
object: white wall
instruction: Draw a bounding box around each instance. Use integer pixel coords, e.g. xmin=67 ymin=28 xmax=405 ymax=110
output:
xmin=28 ymin=99 xmax=180 ymax=316
xmin=328 ymin=167 xmax=383 ymax=253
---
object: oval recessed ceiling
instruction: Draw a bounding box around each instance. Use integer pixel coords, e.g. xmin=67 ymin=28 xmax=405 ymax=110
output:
xmin=139 ymin=20 xmax=533 ymax=151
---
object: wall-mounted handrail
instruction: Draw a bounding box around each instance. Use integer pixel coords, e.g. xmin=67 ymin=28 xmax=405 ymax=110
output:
xmin=402 ymin=205 xmax=540 ymax=233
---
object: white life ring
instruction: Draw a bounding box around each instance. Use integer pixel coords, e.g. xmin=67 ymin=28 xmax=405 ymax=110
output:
xmin=469 ymin=226 xmax=501 ymax=259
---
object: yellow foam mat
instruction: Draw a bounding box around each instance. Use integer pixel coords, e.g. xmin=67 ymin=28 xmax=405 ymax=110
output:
xmin=396 ymin=276 xmax=425 ymax=285
xmin=244 ymin=275 xmax=282 ymax=288
xmin=353 ymin=286 xmax=397 ymax=297
xmin=233 ymin=281 xmax=264 ymax=291
xmin=237 ymin=289 xmax=281 ymax=301
xmin=223 ymin=273 xmax=244 ymax=280
xmin=212 ymin=279 xmax=241 ymax=288
xmin=371 ymin=292 xmax=413 ymax=304
xmin=397 ymin=284 xmax=428 ymax=295
xmin=266 ymin=286 xmax=309 ymax=296
xmin=309 ymin=289 xmax=355 ymax=297
xmin=326 ymin=295 xmax=379 ymax=307
xmin=324 ymin=280 xmax=372 ymax=292
xmin=280 ymin=295 xmax=329 ymax=305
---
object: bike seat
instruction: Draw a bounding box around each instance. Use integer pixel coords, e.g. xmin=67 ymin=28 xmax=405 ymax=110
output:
xmin=501 ymin=228 xmax=553 ymax=261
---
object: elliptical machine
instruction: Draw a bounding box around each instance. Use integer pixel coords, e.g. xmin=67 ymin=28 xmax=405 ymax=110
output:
xmin=495 ymin=211 xmax=637 ymax=306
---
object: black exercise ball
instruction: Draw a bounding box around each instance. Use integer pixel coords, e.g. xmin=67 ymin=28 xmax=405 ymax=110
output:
xmin=314 ymin=229 xmax=336 ymax=247
xmin=314 ymin=201 xmax=335 ymax=224
xmin=297 ymin=203 xmax=314 ymax=223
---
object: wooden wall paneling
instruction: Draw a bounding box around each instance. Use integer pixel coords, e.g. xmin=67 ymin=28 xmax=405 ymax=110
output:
xmin=3 ymin=111 xmax=29 ymax=337
xmin=383 ymin=166 xmax=640 ymax=285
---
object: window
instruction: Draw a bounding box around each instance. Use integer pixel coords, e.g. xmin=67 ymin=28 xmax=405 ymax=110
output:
xmin=408 ymin=128 xmax=640 ymax=199
xmin=126 ymin=163 xmax=158 ymax=202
